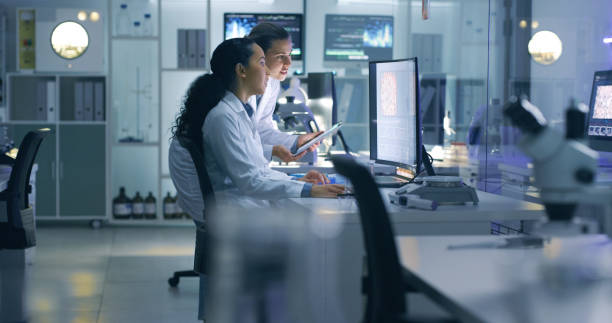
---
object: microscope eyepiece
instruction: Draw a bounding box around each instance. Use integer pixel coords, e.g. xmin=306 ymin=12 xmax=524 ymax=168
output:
xmin=503 ymin=95 xmax=547 ymax=135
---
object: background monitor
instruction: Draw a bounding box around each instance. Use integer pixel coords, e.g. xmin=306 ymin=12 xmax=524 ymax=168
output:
xmin=324 ymin=14 xmax=393 ymax=68
xmin=369 ymin=58 xmax=421 ymax=174
xmin=587 ymin=70 xmax=612 ymax=153
xmin=224 ymin=13 xmax=303 ymax=61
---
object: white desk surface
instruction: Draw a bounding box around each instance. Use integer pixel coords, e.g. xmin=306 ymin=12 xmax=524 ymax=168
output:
xmin=397 ymin=235 xmax=612 ymax=323
xmin=289 ymin=188 xmax=545 ymax=224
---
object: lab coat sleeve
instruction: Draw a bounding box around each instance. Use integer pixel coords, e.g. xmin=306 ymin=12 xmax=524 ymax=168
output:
xmin=257 ymin=87 xmax=298 ymax=149
xmin=205 ymin=113 xmax=305 ymax=199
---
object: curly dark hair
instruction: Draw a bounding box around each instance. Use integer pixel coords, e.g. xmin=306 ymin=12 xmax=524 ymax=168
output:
xmin=171 ymin=38 xmax=255 ymax=148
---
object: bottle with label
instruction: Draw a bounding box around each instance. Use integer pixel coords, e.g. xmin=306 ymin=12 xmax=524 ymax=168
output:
xmin=175 ymin=202 xmax=184 ymax=220
xmin=132 ymin=192 xmax=144 ymax=219
xmin=144 ymin=191 xmax=156 ymax=219
xmin=113 ymin=187 xmax=131 ymax=219
xmin=142 ymin=13 xmax=152 ymax=36
xmin=163 ymin=192 xmax=176 ymax=219
xmin=116 ymin=4 xmax=130 ymax=36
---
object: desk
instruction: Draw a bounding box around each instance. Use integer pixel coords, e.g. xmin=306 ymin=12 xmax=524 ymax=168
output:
xmin=288 ymin=189 xmax=545 ymax=323
xmin=397 ymin=235 xmax=612 ymax=323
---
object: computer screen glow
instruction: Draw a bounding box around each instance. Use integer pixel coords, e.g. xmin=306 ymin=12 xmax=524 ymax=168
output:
xmin=224 ymin=13 xmax=303 ymax=60
xmin=371 ymin=59 xmax=418 ymax=168
xmin=324 ymin=14 xmax=393 ymax=62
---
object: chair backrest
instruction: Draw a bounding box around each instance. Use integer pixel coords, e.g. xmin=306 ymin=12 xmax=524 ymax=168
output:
xmin=176 ymin=135 xmax=216 ymax=218
xmin=7 ymin=129 xmax=52 ymax=225
xmin=331 ymin=155 xmax=406 ymax=323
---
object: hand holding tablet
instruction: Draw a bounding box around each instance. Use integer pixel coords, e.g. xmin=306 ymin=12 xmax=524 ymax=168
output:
xmin=294 ymin=122 xmax=344 ymax=156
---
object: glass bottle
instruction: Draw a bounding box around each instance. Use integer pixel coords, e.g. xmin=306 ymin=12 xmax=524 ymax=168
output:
xmin=142 ymin=13 xmax=152 ymax=36
xmin=116 ymin=4 xmax=130 ymax=36
xmin=113 ymin=187 xmax=131 ymax=219
xmin=163 ymin=192 xmax=176 ymax=219
xmin=132 ymin=192 xmax=144 ymax=219
xmin=132 ymin=21 xmax=142 ymax=37
xmin=144 ymin=191 xmax=156 ymax=219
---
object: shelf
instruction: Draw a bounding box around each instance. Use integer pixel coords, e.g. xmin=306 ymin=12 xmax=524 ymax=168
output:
xmin=112 ymin=36 xmax=159 ymax=41
xmin=6 ymin=120 xmax=56 ymax=125
xmin=162 ymin=68 xmax=208 ymax=72
xmin=108 ymin=219 xmax=194 ymax=226
xmin=60 ymin=121 xmax=107 ymax=125
xmin=113 ymin=142 xmax=159 ymax=147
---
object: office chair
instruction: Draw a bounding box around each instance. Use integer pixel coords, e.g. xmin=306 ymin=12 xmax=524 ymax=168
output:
xmin=168 ymin=135 xmax=215 ymax=287
xmin=0 ymin=129 xmax=52 ymax=249
xmin=331 ymin=155 xmax=457 ymax=323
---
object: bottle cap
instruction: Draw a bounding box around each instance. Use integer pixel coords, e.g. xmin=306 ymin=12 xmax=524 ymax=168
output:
xmin=120 ymin=4 xmax=127 ymax=9
xmin=134 ymin=21 xmax=141 ymax=26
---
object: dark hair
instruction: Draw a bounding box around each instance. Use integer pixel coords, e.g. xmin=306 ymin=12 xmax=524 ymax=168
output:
xmin=171 ymin=38 xmax=255 ymax=145
xmin=247 ymin=22 xmax=290 ymax=53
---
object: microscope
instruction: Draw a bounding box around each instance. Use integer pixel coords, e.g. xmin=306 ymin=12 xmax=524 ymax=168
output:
xmin=503 ymin=96 xmax=612 ymax=236
xmin=275 ymin=96 xmax=318 ymax=163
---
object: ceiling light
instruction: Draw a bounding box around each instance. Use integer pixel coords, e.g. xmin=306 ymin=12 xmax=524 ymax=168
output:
xmin=77 ymin=11 xmax=87 ymax=21
xmin=528 ymin=31 xmax=562 ymax=65
xmin=90 ymin=11 xmax=100 ymax=22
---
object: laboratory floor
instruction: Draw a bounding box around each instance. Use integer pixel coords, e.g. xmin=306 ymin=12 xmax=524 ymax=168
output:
xmin=24 ymin=224 xmax=200 ymax=323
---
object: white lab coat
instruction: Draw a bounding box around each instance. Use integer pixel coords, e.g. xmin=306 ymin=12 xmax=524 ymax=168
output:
xmin=202 ymin=91 xmax=305 ymax=205
xmin=248 ymin=78 xmax=299 ymax=160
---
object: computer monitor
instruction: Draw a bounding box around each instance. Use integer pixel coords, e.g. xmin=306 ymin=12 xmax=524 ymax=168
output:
xmin=324 ymin=14 xmax=393 ymax=70
xmin=369 ymin=58 xmax=422 ymax=176
xmin=587 ymin=70 xmax=612 ymax=153
xmin=223 ymin=13 xmax=303 ymax=61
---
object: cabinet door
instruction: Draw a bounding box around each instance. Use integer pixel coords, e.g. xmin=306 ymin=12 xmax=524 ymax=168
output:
xmin=10 ymin=124 xmax=57 ymax=217
xmin=59 ymin=125 xmax=105 ymax=216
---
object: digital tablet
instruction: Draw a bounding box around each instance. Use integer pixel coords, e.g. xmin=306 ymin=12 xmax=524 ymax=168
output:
xmin=294 ymin=122 xmax=343 ymax=156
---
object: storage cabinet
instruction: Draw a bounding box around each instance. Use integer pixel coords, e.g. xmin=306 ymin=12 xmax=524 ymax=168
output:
xmin=6 ymin=73 xmax=107 ymax=221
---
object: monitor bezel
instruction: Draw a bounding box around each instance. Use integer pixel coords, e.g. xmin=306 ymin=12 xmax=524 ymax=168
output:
xmin=223 ymin=12 xmax=304 ymax=61
xmin=369 ymin=57 xmax=422 ymax=175
xmin=587 ymin=70 xmax=612 ymax=152
xmin=323 ymin=14 xmax=394 ymax=64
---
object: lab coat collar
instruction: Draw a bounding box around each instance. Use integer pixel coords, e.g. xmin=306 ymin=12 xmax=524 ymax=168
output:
xmin=223 ymin=91 xmax=248 ymax=115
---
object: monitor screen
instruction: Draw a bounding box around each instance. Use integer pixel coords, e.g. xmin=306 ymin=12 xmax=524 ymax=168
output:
xmin=369 ymin=58 xmax=421 ymax=173
xmin=224 ymin=13 xmax=303 ymax=60
xmin=587 ymin=70 xmax=612 ymax=152
xmin=324 ymin=14 xmax=393 ymax=62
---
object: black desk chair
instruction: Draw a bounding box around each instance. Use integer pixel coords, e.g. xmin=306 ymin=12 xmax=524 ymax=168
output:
xmin=0 ymin=129 xmax=52 ymax=249
xmin=331 ymin=155 xmax=457 ymax=323
xmin=168 ymin=135 xmax=215 ymax=287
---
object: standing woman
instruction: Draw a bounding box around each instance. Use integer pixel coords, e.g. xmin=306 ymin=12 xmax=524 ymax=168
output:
xmin=247 ymin=23 xmax=324 ymax=164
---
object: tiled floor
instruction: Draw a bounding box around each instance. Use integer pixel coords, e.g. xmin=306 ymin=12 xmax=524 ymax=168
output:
xmin=24 ymin=224 xmax=201 ymax=323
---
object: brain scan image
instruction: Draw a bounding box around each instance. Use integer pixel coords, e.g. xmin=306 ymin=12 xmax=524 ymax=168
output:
xmin=380 ymin=72 xmax=397 ymax=116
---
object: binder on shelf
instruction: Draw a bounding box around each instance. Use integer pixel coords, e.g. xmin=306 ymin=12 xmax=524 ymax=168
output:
xmin=74 ymin=82 xmax=84 ymax=121
xmin=196 ymin=29 xmax=207 ymax=69
xmin=94 ymin=82 xmax=104 ymax=121
xmin=46 ymin=80 xmax=56 ymax=122
xmin=177 ymin=29 xmax=187 ymax=68
xmin=36 ymin=82 xmax=46 ymax=121
xmin=187 ymin=29 xmax=197 ymax=68
xmin=83 ymin=82 xmax=94 ymax=121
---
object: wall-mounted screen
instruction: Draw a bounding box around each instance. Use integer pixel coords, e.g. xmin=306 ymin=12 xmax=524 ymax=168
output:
xmin=224 ymin=13 xmax=303 ymax=61
xmin=324 ymin=14 xmax=393 ymax=62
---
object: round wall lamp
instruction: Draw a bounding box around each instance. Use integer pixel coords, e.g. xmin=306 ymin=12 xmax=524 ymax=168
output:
xmin=50 ymin=21 xmax=89 ymax=60
xmin=528 ymin=30 xmax=562 ymax=65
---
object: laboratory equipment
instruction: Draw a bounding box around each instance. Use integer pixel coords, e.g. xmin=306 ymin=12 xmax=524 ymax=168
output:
xmin=393 ymin=176 xmax=479 ymax=206
xmin=116 ymin=4 xmax=129 ymax=36
xmin=369 ymin=58 xmax=422 ymax=187
xmin=504 ymin=96 xmax=612 ymax=236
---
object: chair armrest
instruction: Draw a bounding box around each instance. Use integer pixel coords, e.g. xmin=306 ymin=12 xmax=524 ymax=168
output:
xmin=0 ymin=154 xmax=15 ymax=166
